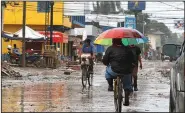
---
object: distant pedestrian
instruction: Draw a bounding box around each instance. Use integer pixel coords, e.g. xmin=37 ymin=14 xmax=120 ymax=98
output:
xmin=12 ymin=44 xmax=21 ymax=56
xmin=144 ymin=51 xmax=148 ymax=60
xmin=129 ymin=45 xmax=142 ymax=91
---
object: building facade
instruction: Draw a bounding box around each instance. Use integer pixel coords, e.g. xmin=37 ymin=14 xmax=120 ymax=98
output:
xmin=2 ymin=1 xmax=72 ymax=57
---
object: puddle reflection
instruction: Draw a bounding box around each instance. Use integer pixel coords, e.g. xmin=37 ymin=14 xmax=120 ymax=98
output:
xmin=2 ymin=82 xmax=65 ymax=112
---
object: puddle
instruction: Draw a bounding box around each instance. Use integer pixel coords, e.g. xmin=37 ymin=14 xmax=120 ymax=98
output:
xmin=2 ymin=82 xmax=65 ymax=112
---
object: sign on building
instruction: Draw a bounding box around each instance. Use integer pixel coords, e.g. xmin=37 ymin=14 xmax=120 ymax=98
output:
xmin=174 ymin=20 xmax=184 ymax=30
xmin=128 ymin=1 xmax=146 ymax=11
xmin=124 ymin=17 xmax=136 ymax=29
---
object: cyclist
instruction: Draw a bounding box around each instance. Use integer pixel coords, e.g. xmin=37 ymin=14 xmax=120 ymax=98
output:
xmin=102 ymin=38 xmax=135 ymax=106
xmin=81 ymin=39 xmax=95 ymax=73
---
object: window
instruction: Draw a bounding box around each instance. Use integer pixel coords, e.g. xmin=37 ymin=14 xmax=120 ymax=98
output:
xmin=37 ymin=1 xmax=50 ymax=12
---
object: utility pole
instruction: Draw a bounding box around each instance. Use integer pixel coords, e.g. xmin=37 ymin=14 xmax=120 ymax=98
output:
xmin=142 ymin=14 xmax=145 ymax=56
xmin=45 ymin=1 xmax=50 ymax=49
xmin=22 ymin=1 xmax=26 ymax=67
xmin=142 ymin=14 xmax=145 ymax=35
xmin=134 ymin=11 xmax=138 ymax=30
xmin=50 ymin=1 xmax=54 ymax=47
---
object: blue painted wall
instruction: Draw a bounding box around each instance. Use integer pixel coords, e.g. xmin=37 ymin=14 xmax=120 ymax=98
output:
xmin=101 ymin=26 xmax=115 ymax=31
xmin=71 ymin=16 xmax=85 ymax=27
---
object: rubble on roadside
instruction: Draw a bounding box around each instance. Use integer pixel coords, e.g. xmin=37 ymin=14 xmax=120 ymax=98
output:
xmin=1 ymin=60 xmax=81 ymax=77
xmin=2 ymin=61 xmax=22 ymax=77
xmin=63 ymin=61 xmax=81 ymax=75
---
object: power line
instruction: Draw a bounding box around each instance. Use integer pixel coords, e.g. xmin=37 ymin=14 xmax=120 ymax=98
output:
xmin=6 ymin=3 xmax=184 ymax=14
xmin=7 ymin=4 xmax=93 ymax=12
xmin=5 ymin=7 xmax=183 ymax=20
xmin=160 ymin=2 xmax=184 ymax=10
xmin=5 ymin=3 xmax=184 ymax=22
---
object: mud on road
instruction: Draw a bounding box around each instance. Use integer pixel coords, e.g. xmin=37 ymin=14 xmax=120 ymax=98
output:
xmin=2 ymin=60 xmax=173 ymax=112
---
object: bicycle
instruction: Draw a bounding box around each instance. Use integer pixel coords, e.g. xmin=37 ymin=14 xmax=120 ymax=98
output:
xmin=114 ymin=75 xmax=129 ymax=113
xmin=81 ymin=54 xmax=93 ymax=87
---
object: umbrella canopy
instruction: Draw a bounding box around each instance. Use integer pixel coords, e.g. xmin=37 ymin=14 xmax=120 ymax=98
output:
xmin=14 ymin=26 xmax=46 ymax=40
xmin=94 ymin=37 xmax=149 ymax=46
xmin=94 ymin=27 xmax=147 ymax=46
xmin=96 ymin=27 xmax=145 ymax=39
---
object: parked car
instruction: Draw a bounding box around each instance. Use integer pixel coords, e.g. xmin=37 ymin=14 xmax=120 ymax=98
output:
xmin=161 ymin=54 xmax=170 ymax=61
xmin=162 ymin=44 xmax=181 ymax=62
xmin=163 ymin=42 xmax=184 ymax=112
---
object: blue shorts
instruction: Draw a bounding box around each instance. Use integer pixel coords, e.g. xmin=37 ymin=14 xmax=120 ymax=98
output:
xmin=105 ymin=65 xmax=133 ymax=91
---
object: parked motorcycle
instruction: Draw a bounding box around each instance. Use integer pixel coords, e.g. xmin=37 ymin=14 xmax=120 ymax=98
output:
xmin=9 ymin=53 xmax=20 ymax=65
xmin=26 ymin=53 xmax=42 ymax=67
xmin=8 ymin=50 xmax=42 ymax=67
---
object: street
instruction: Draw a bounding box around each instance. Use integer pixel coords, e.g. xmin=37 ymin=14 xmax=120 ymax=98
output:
xmin=2 ymin=60 xmax=173 ymax=112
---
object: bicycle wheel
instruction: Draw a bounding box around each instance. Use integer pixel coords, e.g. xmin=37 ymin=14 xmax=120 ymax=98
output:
xmin=117 ymin=77 xmax=123 ymax=112
xmin=114 ymin=80 xmax=118 ymax=112
xmin=82 ymin=67 xmax=87 ymax=87
xmin=88 ymin=73 xmax=93 ymax=86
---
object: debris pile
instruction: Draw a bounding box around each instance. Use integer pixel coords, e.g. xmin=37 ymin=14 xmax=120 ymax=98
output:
xmin=63 ymin=61 xmax=80 ymax=75
xmin=2 ymin=62 xmax=22 ymax=77
xmin=66 ymin=61 xmax=81 ymax=70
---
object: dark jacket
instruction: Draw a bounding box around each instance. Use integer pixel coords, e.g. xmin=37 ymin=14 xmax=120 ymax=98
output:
xmin=130 ymin=46 xmax=141 ymax=65
xmin=102 ymin=45 xmax=135 ymax=74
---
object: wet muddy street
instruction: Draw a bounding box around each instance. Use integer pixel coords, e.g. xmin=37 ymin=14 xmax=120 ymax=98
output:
xmin=2 ymin=60 xmax=173 ymax=112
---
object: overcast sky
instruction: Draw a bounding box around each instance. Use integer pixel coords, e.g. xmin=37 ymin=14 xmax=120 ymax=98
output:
xmin=64 ymin=2 xmax=184 ymax=34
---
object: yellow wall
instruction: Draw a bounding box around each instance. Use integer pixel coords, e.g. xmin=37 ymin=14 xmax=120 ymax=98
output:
xmin=4 ymin=1 xmax=71 ymax=28
xmin=2 ymin=25 xmax=22 ymax=54
xmin=3 ymin=2 xmax=72 ymax=55
xmin=2 ymin=25 xmax=46 ymax=54
xmin=2 ymin=39 xmax=22 ymax=54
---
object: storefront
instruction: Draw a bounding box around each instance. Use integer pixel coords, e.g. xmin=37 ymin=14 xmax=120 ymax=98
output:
xmin=68 ymin=36 xmax=82 ymax=61
xmin=38 ymin=31 xmax=68 ymax=55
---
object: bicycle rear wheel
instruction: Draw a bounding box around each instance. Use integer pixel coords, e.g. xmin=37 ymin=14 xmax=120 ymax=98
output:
xmin=82 ymin=67 xmax=87 ymax=87
xmin=117 ymin=77 xmax=123 ymax=112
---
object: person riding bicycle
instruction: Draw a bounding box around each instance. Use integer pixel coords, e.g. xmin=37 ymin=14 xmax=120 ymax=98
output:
xmin=102 ymin=38 xmax=136 ymax=106
xmin=81 ymin=39 xmax=95 ymax=73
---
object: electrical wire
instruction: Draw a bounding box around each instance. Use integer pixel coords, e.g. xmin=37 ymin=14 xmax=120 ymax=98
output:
xmin=4 ymin=2 xmax=184 ymax=25
xmin=160 ymin=2 xmax=184 ymax=10
xmin=6 ymin=5 xmax=93 ymax=13
xmin=5 ymin=7 xmax=183 ymax=21
xmin=13 ymin=2 xmax=182 ymax=11
xmin=6 ymin=3 xmax=184 ymax=14
xmin=6 ymin=1 xmax=184 ymax=9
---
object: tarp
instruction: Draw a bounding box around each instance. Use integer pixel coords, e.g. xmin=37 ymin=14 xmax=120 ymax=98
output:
xmin=38 ymin=31 xmax=65 ymax=43
xmin=95 ymin=44 xmax=105 ymax=53
xmin=1 ymin=31 xmax=21 ymax=40
xmin=1 ymin=32 xmax=14 ymax=39
xmin=14 ymin=26 xmax=46 ymax=40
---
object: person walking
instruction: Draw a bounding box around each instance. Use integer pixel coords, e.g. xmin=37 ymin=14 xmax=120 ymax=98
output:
xmin=129 ymin=45 xmax=142 ymax=91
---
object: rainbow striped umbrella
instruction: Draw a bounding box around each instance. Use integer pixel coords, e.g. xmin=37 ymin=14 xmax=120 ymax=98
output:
xmin=94 ymin=27 xmax=148 ymax=46
xmin=94 ymin=37 xmax=149 ymax=46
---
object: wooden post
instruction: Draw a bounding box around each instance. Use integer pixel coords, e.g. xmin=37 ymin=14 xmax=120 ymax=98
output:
xmin=22 ymin=1 xmax=26 ymax=67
